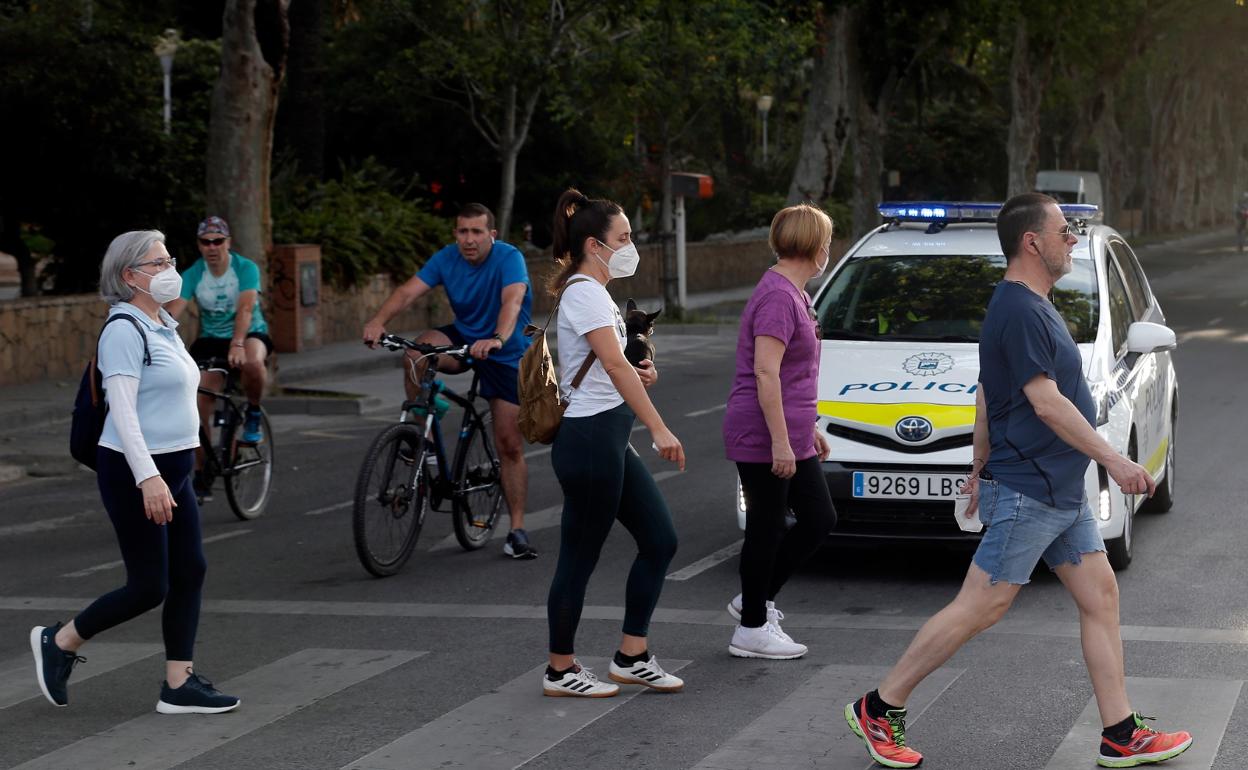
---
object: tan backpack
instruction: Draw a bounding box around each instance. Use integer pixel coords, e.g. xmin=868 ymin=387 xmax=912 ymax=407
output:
xmin=517 ymin=277 xmax=597 ymax=444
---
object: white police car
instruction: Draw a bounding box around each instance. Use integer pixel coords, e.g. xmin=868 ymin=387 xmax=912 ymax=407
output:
xmin=736 ymin=202 xmax=1178 ymax=570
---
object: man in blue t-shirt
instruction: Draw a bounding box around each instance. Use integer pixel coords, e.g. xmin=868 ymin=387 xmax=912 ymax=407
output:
xmin=363 ymin=203 xmax=537 ymax=560
xmin=847 ymin=194 xmax=1189 ymax=770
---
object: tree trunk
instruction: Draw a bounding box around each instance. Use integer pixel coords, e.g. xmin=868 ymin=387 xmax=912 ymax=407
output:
xmin=851 ymin=95 xmax=885 ymax=239
xmin=282 ymin=0 xmax=326 ymax=180
xmin=493 ymin=83 xmax=540 ymax=239
xmin=786 ymin=5 xmax=852 ymax=205
xmin=1005 ymin=20 xmax=1047 ymax=198
xmin=206 ymin=0 xmax=290 ymax=272
xmin=1092 ymin=86 xmax=1126 ymax=226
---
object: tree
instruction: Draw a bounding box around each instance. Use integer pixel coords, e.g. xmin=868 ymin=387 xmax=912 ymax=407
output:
xmin=787 ymin=3 xmax=853 ymax=205
xmin=205 ymin=0 xmax=291 ymax=270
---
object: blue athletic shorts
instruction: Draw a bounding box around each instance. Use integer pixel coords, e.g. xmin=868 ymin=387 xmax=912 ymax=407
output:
xmin=972 ymin=479 xmax=1105 ymax=585
xmin=436 ymin=325 xmax=520 ymax=406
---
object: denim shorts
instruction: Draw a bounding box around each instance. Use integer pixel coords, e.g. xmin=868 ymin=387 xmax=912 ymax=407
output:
xmin=971 ymin=479 xmax=1105 ymax=585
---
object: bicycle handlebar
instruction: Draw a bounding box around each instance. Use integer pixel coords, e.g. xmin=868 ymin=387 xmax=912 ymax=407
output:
xmin=376 ymin=334 xmax=471 ymax=359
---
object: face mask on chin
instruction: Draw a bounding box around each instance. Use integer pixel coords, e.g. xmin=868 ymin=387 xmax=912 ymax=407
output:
xmin=130 ymin=266 xmax=182 ymax=304
xmin=594 ymin=239 xmax=640 ymax=279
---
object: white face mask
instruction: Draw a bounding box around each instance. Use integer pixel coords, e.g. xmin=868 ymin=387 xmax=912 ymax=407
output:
xmin=131 ymin=266 xmax=183 ymax=304
xmin=812 ymin=248 xmax=831 ymax=280
xmin=595 ymin=239 xmax=640 ymax=279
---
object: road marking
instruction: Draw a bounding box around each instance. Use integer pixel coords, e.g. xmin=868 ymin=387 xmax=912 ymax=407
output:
xmin=11 ymin=648 xmax=425 ymax=770
xmin=1042 ymin=677 xmax=1240 ymax=769
xmin=684 ymin=403 xmax=726 ymax=418
xmin=666 ymin=540 xmax=742 ymax=581
xmin=341 ymin=657 xmax=689 ymax=770
xmin=692 ymin=664 xmax=962 ymax=770
xmin=0 ymin=512 xmax=93 ymax=538
xmin=0 ymin=642 xmax=163 ymax=710
xmin=298 ymin=429 xmax=357 ymax=440
xmin=305 ymin=501 xmax=353 ymax=517
xmin=425 ymin=470 xmax=683 ymax=553
xmin=60 ymin=529 xmax=252 ymax=578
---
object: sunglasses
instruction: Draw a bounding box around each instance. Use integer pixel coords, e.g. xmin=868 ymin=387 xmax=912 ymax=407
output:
xmin=199 ymin=237 xmax=227 ymax=246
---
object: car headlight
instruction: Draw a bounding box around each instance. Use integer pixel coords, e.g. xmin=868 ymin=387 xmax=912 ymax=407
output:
xmin=737 ymin=479 xmax=747 ymax=515
xmin=1097 ymin=465 xmax=1112 ymax=521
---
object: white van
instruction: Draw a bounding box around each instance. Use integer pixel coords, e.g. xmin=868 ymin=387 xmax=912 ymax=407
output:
xmin=1036 ymin=170 xmax=1104 ymax=221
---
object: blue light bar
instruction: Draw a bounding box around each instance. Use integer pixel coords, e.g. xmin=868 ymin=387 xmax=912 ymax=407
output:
xmin=878 ymin=201 xmax=1101 ymax=224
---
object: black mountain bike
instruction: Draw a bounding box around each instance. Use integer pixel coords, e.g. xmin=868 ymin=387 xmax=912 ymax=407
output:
xmin=352 ymin=334 xmax=504 ymax=577
xmin=196 ymin=358 xmax=275 ymax=521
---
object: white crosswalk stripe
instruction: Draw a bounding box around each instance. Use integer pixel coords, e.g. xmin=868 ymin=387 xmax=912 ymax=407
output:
xmin=10 ymin=648 xmax=424 ymax=770
xmin=341 ymin=657 xmax=689 ymax=770
xmin=0 ymin=642 xmax=162 ymax=710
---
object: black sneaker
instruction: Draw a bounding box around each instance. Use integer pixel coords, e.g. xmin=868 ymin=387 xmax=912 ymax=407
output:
xmin=29 ymin=623 xmax=85 ymax=707
xmin=156 ymin=670 xmax=240 ymax=714
xmin=503 ymin=528 xmax=538 ymax=560
xmin=193 ymin=472 xmax=213 ymax=503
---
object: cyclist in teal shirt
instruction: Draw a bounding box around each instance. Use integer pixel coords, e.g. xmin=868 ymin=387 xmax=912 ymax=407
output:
xmin=363 ymin=203 xmax=537 ymax=559
xmin=167 ymin=217 xmax=273 ymax=498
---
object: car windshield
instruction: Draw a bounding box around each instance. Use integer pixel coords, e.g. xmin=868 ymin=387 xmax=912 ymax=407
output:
xmin=814 ymin=254 xmax=1099 ymax=343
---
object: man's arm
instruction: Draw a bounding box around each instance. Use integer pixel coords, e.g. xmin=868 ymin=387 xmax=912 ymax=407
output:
xmin=165 ymin=297 xmax=188 ymax=319
xmin=1022 ymin=374 xmax=1155 ymax=495
xmin=226 ymin=289 xmax=258 ymax=367
xmin=363 ymin=275 xmax=432 ymax=347
xmin=470 ymin=282 xmax=526 ymax=360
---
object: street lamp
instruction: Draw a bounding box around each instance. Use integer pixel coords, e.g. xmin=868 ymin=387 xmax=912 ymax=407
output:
xmin=756 ymin=94 xmax=774 ymax=164
xmin=153 ymin=29 xmax=181 ymax=136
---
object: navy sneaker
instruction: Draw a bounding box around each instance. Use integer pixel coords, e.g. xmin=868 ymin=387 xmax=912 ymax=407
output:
xmin=156 ymin=671 xmax=240 ymax=714
xmin=30 ymin=623 xmax=85 ymax=707
xmin=504 ymin=528 xmax=538 ymax=560
xmin=241 ymin=407 xmax=264 ymax=444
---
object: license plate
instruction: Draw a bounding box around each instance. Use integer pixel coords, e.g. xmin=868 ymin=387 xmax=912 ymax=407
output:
xmin=852 ymin=471 xmax=963 ymax=501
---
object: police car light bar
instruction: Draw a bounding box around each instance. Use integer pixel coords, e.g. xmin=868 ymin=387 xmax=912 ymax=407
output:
xmin=878 ymin=201 xmax=1100 ymax=223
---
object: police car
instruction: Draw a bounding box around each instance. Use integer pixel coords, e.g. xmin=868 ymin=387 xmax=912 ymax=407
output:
xmin=736 ymin=202 xmax=1178 ymax=570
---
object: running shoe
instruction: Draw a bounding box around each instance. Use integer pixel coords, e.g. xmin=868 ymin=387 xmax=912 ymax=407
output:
xmin=726 ymin=594 xmax=796 ymax=642
xmin=728 ymin=623 xmax=807 ymax=659
xmin=241 ymin=407 xmax=264 ymax=444
xmin=543 ymin=661 xmax=619 ymax=698
xmin=504 ymin=528 xmax=538 ymax=560
xmin=30 ymin=623 xmax=85 ymax=707
xmin=608 ymin=654 xmax=684 ymax=692
xmin=844 ymin=694 xmax=923 ymax=769
xmin=1097 ymin=713 xmax=1192 ymax=767
xmin=156 ymin=670 xmax=240 ymax=714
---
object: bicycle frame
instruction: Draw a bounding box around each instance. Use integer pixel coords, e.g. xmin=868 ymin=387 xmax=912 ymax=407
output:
xmin=196 ymin=367 xmax=265 ymax=482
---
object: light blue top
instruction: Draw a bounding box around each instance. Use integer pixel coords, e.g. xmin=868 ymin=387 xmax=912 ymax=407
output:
xmin=179 ymin=251 xmax=268 ymax=338
xmin=98 ymin=303 xmax=201 ymax=453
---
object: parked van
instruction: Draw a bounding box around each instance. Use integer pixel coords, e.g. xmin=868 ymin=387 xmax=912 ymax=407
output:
xmin=1036 ymin=170 xmax=1104 ymax=221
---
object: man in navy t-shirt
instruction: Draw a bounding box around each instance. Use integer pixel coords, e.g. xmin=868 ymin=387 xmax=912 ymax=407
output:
xmin=363 ymin=203 xmax=537 ymax=560
xmin=847 ymin=194 xmax=1189 ymax=770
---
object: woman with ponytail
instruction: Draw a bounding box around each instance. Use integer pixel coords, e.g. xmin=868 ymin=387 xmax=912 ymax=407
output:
xmin=541 ymin=189 xmax=686 ymax=698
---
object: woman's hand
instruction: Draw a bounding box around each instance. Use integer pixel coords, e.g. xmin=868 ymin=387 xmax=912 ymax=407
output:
xmin=771 ymin=440 xmax=796 ymax=479
xmin=651 ymin=426 xmax=685 ymax=471
xmin=635 ymin=359 xmax=658 ymax=388
xmin=139 ymin=476 xmax=177 ymax=525
xmin=814 ymin=430 xmax=831 ymax=461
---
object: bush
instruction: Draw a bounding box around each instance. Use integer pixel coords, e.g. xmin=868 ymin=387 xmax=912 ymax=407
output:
xmin=272 ymin=158 xmax=450 ymax=288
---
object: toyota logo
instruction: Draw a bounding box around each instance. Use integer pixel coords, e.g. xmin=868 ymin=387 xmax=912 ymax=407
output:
xmin=895 ymin=416 xmax=933 ymax=443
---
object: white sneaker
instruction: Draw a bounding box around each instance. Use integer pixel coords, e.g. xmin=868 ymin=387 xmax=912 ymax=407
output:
xmin=542 ymin=661 xmax=620 ymax=698
xmin=608 ymin=655 xmax=684 ymax=693
xmin=727 ymin=594 xmax=796 ymax=643
xmin=728 ymin=623 xmax=808 ymax=660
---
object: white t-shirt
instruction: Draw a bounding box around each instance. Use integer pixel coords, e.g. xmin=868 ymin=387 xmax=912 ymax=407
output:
xmin=557 ymin=277 xmax=627 ymax=418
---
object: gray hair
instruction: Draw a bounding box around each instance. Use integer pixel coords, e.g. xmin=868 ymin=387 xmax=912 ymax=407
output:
xmin=99 ymin=230 xmax=166 ymax=304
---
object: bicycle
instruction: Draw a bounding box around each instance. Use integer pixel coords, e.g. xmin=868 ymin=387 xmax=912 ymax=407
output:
xmin=195 ymin=357 xmax=275 ymax=521
xmin=352 ymin=334 xmax=504 ymax=577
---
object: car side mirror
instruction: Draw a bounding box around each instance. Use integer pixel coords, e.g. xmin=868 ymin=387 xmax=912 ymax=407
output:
xmin=1126 ymin=321 xmax=1176 ymax=354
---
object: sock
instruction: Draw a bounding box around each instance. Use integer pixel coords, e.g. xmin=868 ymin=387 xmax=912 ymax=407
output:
xmin=545 ymin=664 xmax=577 ymax=681
xmin=614 ymin=649 xmax=650 ymax=666
xmin=866 ymin=689 xmax=903 ymax=720
xmin=1102 ymin=713 xmax=1138 ymax=744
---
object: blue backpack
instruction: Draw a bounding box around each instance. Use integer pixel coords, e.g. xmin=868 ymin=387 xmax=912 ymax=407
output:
xmin=69 ymin=314 xmax=151 ymax=470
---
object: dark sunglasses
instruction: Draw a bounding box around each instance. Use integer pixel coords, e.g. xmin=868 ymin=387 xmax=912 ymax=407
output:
xmin=199 ymin=237 xmax=227 ymax=246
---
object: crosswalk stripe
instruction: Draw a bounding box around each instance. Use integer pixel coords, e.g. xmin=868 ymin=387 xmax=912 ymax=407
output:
xmin=0 ymin=642 xmax=162 ymax=710
xmin=666 ymin=540 xmax=743 ymax=581
xmin=341 ymin=656 xmax=690 ymax=770
xmin=1042 ymin=676 xmax=1241 ymax=769
xmin=690 ymin=664 xmax=963 ymax=770
xmin=11 ymin=648 xmax=425 ymax=770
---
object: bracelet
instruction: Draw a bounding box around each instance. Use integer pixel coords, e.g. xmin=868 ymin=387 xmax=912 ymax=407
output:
xmin=231 ymin=342 xmax=245 ymax=348
xmin=491 ymin=333 xmax=504 ymax=343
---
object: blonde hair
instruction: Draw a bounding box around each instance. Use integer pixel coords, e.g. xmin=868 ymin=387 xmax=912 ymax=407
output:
xmin=769 ymin=204 xmax=833 ymax=262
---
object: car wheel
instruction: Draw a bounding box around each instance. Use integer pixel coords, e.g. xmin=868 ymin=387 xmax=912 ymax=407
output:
xmin=1107 ymin=436 xmax=1137 ymax=571
xmin=1144 ymin=406 xmax=1176 ymax=514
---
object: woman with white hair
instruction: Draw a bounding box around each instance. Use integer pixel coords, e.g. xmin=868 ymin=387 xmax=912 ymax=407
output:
xmin=29 ymin=230 xmax=239 ymax=715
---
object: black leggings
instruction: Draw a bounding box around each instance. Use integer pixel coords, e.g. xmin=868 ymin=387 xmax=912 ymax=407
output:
xmin=75 ymin=448 xmax=207 ymax=661
xmin=547 ymin=403 xmax=678 ymax=655
xmin=736 ymin=457 xmax=836 ymax=628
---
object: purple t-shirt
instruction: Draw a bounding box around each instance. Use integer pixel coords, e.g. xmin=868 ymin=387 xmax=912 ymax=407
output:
xmin=723 ymin=269 xmax=821 ymax=463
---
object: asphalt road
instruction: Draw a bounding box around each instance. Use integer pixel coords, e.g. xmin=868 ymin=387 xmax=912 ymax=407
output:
xmin=2 ymin=231 xmax=1248 ymax=770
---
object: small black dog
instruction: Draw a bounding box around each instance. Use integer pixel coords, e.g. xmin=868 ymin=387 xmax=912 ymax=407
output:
xmin=623 ymin=298 xmax=661 ymax=368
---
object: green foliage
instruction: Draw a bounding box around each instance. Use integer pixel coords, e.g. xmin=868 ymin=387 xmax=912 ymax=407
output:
xmin=272 ymin=159 xmax=450 ymax=288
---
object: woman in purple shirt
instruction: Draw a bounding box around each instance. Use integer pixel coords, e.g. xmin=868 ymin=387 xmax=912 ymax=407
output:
xmin=722 ymin=204 xmax=837 ymax=660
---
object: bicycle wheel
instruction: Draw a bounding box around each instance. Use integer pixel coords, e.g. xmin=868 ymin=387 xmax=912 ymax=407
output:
xmin=451 ymin=412 xmax=503 ymax=551
xmin=224 ymin=407 xmax=274 ymax=520
xmin=353 ymin=424 xmax=430 ymax=576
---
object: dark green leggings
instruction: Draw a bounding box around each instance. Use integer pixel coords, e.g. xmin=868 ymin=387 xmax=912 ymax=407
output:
xmin=547 ymin=403 xmax=678 ymax=655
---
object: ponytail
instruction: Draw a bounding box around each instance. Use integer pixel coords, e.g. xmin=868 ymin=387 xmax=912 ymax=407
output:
xmin=547 ymin=187 xmax=623 ymax=296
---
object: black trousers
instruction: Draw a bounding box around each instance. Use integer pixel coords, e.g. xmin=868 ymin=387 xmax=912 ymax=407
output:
xmin=547 ymin=403 xmax=678 ymax=655
xmin=736 ymin=457 xmax=836 ymax=628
